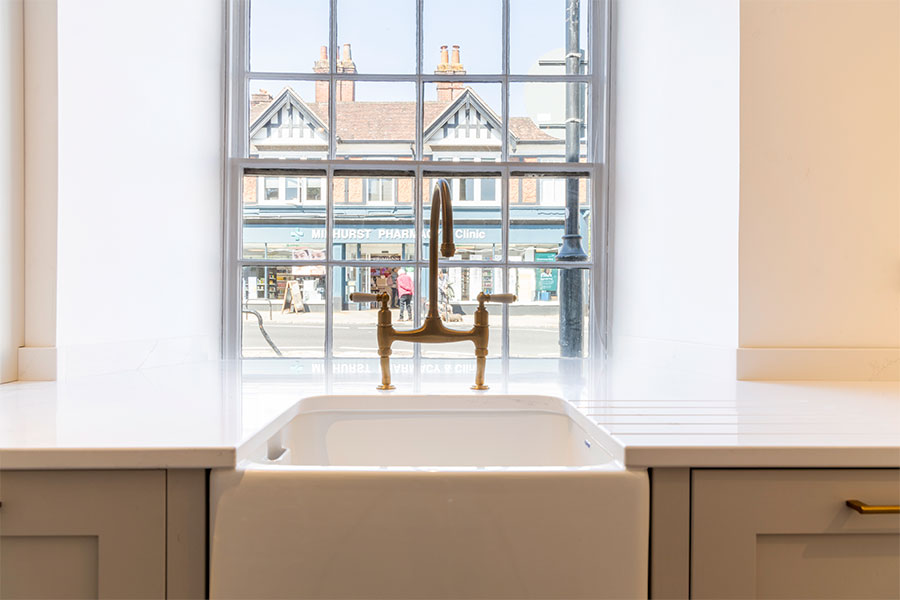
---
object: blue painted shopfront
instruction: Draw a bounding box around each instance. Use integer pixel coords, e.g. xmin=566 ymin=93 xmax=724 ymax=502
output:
xmin=243 ymin=206 xmax=590 ymax=304
xmin=243 ymin=207 xmax=589 ymax=248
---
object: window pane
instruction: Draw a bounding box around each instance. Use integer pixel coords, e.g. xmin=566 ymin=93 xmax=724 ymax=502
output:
xmin=333 ymin=176 xmax=415 ymax=261
xmin=284 ymin=178 xmax=299 ymax=201
xmin=250 ymin=0 xmax=330 ymax=73
xmin=243 ymin=175 xmax=327 ymax=259
xmin=509 ymin=82 xmax=588 ymax=162
xmin=306 ymin=178 xmax=323 ymax=201
xmin=249 ymin=80 xmax=328 ymax=159
xmin=423 ymin=1 xmax=501 ymax=74
xmin=508 ymin=267 xmax=589 ymax=358
xmin=332 ymin=266 xmax=415 ymax=358
xmin=241 ymin=266 xmax=326 ymax=357
xmin=510 ymin=0 xmax=590 ymax=75
xmin=363 ymin=178 xmax=396 ymax=203
xmin=458 ymin=179 xmax=469 ymax=201
xmin=335 ymin=82 xmax=416 ymax=160
xmin=424 ymin=83 xmax=502 ymax=161
xmin=380 ymin=179 xmax=393 ymax=200
xmin=419 ymin=266 xmax=503 ymax=358
xmin=264 ymin=177 xmax=280 ymax=201
xmin=508 ymin=174 xmax=590 ymax=261
xmin=481 ymin=164 xmax=497 ymax=201
xmin=337 ymin=0 xmax=415 ymax=74
xmin=422 ymin=176 xmax=501 ymax=261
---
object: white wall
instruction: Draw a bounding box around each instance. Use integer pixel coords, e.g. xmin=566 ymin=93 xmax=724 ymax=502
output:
xmin=19 ymin=0 xmax=58 ymax=380
xmin=16 ymin=0 xmax=225 ymax=379
xmin=739 ymin=0 xmax=900 ymax=379
xmin=610 ymin=0 xmax=740 ymax=375
xmin=0 ymin=0 xmax=24 ymax=383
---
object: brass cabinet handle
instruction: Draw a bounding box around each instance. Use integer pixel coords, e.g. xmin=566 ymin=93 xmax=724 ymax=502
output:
xmin=846 ymin=499 xmax=900 ymax=514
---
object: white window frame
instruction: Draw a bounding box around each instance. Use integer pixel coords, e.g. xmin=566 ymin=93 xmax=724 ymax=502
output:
xmin=302 ymin=177 xmax=325 ymax=205
xmin=363 ymin=177 xmax=397 ymax=205
xmin=257 ymin=175 xmax=326 ymax=205
xmin=223 ymin=0 xmax=611 ymax=361
xmin=430 ymin=156 xmax=501 ymax=205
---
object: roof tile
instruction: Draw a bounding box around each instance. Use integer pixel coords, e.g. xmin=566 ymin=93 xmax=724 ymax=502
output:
xmin=250 ymin=88 xmax=560 ymax=143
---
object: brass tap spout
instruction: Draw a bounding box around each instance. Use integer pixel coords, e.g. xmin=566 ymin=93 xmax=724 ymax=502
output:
xmin=349 ymin=179 xmax=516 ymax=390
xmin=428 ymin=178 xmax=455 ymax=320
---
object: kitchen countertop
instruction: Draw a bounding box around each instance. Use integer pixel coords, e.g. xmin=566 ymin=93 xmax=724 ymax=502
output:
xmin=1 ymin=359 xmax=898 ymax=469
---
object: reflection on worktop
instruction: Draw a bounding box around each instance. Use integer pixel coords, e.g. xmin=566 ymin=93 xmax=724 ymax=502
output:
xmin=1 ymin=359 xmax=898 ymax=469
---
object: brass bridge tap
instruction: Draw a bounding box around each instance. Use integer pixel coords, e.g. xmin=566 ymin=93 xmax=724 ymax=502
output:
xmin=349 ymin=179 xmax=516 ymax=390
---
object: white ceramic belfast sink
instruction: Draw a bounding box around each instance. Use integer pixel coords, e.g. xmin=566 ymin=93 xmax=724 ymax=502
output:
xmin=210 ymin=395 xmax=649 ymax=599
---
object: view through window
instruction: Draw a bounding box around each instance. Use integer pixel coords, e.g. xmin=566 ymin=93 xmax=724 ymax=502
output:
xmin=228 ymin=0 xmax=607 ymax=361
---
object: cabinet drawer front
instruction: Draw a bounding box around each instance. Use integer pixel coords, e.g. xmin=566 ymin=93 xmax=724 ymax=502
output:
xmin=0 ymin=470 xmax=166 ymax=600
xmin=691 ymin=469 xmax=900 ymax=599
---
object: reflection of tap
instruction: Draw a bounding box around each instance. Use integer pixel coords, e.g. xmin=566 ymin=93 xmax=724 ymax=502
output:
xmin=350 ymin=179 xmax=516 ymax=390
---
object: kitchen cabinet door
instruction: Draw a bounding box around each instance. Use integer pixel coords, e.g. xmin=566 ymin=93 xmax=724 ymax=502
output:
xmin=0 ymin=470 xmax=165 ymax=599
xmin=691 ymin=469 xmax=900 ymax=599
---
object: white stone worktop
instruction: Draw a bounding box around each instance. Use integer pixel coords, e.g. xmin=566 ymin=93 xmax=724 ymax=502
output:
xmin=0 ymin=359 xmax=898 ymax=469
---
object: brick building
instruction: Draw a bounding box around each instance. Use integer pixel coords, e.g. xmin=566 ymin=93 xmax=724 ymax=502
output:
xmin=242 ymin=46 xmax=588 ymax=306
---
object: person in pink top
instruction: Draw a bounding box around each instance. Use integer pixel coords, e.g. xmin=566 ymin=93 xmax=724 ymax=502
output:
xmin=396 ymin=268 xmax=414 ymax=321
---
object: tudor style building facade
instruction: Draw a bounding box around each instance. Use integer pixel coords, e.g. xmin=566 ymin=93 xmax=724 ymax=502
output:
xmin=242 ymin=46 xmax=589 ymax=308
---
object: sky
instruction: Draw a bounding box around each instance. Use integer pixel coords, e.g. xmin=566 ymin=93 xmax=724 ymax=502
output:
xmin=248 ymin=0 xmax=590 ymax=118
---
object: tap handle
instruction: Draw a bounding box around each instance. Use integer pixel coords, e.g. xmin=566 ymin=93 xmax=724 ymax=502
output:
xmin=483 ymin=293 xmax=517 ymax=304
xmin=350 ymin=293 xmax=380 ymax=303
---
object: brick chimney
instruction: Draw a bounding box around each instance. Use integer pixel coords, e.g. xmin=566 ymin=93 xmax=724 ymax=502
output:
xmin=435 ymin=44 xmax=465 ymax=102
xmin=314 ymin=45 xmax=329 ymax=103
xmin=313 ymin=44 xmax=357 ymax=103
xmin=251 ymin=89 xmax=273 ymax=108
xmin=337 ymin=43 xmax=356 ymax=102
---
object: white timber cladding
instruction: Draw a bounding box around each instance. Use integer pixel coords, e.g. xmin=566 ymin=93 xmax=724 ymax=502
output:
xmin=250 ymin=89 xmax=329 ymax=154
xmin=224 ymin=0 xmax=610 ymax=359
xmin=424 ymin=90 xmax=504 ymax=152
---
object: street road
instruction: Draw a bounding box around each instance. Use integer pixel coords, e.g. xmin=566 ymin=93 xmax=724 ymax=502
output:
xmin=241 ymin=308 xmax=582 ymax=358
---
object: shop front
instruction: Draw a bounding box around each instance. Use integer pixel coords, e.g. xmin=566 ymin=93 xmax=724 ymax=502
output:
xmin=242 ymin=206 xmax=590 ymax=310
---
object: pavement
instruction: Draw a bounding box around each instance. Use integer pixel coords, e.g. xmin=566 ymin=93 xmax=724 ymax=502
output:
xmin=241 ymin=306 xmax=578 ymax=358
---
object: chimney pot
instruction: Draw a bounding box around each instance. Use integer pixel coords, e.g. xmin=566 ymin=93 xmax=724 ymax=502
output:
xmin=313 ymin=44 xmax=329 ymax=74
xmin=342 ymin=43 xmax=352 ymax=62
xmin=440 ymin=45 xmax=449 ymax=65
xmin=251 ymin=89 xmax=273 ymax=106
xmin=451 ymin=45 xmax=460 ymax=65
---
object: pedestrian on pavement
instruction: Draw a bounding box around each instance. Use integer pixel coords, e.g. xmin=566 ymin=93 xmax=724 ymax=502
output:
xmin=397 ymin=268 xmax=414 ymax=321
xmin=390 ymin=267 xmax=399 ymax=308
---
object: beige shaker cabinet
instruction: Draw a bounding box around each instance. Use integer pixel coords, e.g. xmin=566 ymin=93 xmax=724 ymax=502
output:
xmin=0 ymin=469 xmax=206 ymax=600
xmin=690 ymin=469 xmax=900 ymax=599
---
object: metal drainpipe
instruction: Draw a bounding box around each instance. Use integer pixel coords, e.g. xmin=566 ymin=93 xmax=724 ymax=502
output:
xmin=557 ymin=0 xmax=586 ymax=358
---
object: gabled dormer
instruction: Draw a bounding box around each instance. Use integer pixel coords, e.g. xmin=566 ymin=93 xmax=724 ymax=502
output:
xmin=249 ymin=87 xmax=328 ymax=157
xmin=424 ymin=88 xmax=516 ymax=154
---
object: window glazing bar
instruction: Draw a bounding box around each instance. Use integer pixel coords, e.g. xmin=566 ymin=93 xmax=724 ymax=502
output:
xmin=237 ymin=260 xmax=594 ymax=269
xmin=242 ymin=167 xmax=328 ymax=177
xmin=247 ymin=71 xmax=331 ymax=81
xmin=245 ymin=72 xmax=593 ymax=83
xmin=235 ymin=158 xmax=593 ymax=174
xmin=324 ymin=167 xmax=335 ymax=357
xmin=328 ymin=0 xmax=337 ymax=162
